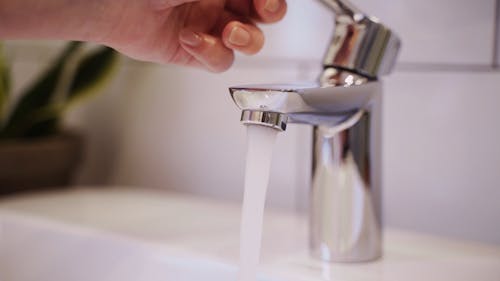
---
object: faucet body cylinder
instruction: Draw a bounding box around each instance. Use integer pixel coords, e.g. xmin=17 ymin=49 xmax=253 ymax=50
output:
xmin=310 ymin=79 xmax=383 ymax=261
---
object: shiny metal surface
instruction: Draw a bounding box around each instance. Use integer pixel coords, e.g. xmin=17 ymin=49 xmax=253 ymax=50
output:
xmin=319 ymin=0 xmax=401 ymax=78
xmin=229 ymin=0 xmax=399 ymax=264
xmin=310 ymin=82 xmax=383 ymax=262
xmin=230 ymin=75 xmax=384 ymax=262
xmin=311 ymin=112 xmax=382 ymax=262
xmin=230 ymin=75 xmax=375 ymax=126
xmin=318 ymin=0 xmax=362 ymax=18
xmin=240 ymin=110 xmax=288 ymax=131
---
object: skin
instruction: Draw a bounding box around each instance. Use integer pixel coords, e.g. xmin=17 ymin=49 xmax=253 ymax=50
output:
xmin=0 ymin=0 xmax=287 ymax=72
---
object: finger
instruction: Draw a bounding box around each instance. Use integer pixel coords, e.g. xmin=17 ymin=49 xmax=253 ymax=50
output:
xmin=225 ymin=0 xmax=286 ymax=21
xmin=222 ymin=21 xmax=264 ymax=55
xmin=150 ymin=0 xmax=199 ymax=10
xmin=210 ymin=9 xmax=262 ymax=54
xmin=178 ymin=29 xmax=234 ymax=72
xmin=225 ymin=0 xmax=252 ymax=16
xmin=251 ymin=0 xmax=287 ymax=23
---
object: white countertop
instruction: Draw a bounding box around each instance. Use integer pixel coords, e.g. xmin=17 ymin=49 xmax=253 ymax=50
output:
xmin=1 ymin=187 xmax=499 ymax=281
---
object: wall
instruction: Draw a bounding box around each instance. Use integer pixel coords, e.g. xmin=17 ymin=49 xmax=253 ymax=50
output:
xmin=4 ymin=0 xmax=500 ymax=244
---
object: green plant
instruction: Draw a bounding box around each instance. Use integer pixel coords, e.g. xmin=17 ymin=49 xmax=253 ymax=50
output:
xmin=0 ymin=41 xmax=119 ymax=139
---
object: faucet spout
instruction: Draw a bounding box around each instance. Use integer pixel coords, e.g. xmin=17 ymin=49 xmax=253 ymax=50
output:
xmin=230 ymin=81 xmax=377 ymax=129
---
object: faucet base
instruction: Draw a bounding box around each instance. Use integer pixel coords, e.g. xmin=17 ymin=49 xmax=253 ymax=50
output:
xmin=309 ymin=82 xmax=383 ymax=263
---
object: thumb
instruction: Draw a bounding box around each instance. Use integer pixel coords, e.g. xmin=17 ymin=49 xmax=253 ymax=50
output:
xmin=150 ymin=0 xmax=200 ymax=10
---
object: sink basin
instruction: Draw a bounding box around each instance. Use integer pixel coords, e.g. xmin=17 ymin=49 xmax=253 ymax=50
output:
xmin=0 ymin=213 xmax=239 ymax=281
xmin=1 ymin=187 xmax=499 ymax=281
xmin=0 ymin=188 xmax=293 ymax=281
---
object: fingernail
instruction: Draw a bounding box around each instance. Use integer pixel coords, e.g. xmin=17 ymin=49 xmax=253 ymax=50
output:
xmin=228 ymin=26 xmax=251 ymax=46
xmin=179 ymin=30 xmax=203 ymax=47
xmin=264 ymin=0 xmax=280 ymax=13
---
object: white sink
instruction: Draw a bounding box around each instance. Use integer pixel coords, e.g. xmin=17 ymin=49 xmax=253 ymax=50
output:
xmin=1 ymin=187 xmax=499 ymax=281
xmin=0 ymin=213 xmax=239 ymax=281
xmin=0 ymin=188 xmax=290 ymax=281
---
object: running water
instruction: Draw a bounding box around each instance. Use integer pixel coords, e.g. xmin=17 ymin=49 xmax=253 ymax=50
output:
xmin=238 ymin=125 xmax=279 ymax=281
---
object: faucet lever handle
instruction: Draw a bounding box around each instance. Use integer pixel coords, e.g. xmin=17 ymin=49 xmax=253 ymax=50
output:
xmin=320 ymin=0 xmax=401 ymax=79
xmin=319 ymin=0 xmax=362 ymax=18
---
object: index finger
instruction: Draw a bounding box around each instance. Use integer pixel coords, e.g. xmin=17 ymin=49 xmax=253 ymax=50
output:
xmin=252 ymin=0 xmax=287 ymax=23
xmin=225 ymin=0 xmax=287 ymax=23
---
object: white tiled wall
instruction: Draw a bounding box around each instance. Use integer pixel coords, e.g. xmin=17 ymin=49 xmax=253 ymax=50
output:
xmin=383 ymin=71 xmax=500 ymax=244
xmin=355 ymin=0 xmax=496 ymax=64
xmin=256 ymin=0 xmax=332 ymax=62
xmin=5 ymin=0 xmax=500 ymax=244
xmin=254 ymin=0 xmax=496 ymax=64
xmin=106 ymin=64 xmax=312 ymax=209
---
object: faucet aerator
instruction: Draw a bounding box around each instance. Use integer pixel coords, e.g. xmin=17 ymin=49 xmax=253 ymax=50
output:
xmin=241 ymin=110 xmax=288 ymax=132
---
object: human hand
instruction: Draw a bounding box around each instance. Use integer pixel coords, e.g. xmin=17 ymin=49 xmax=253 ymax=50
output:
xmin=0 ymin=0 xmax=286 ymax=72
xmin=98 ymin=0 xmax=287 ymax=72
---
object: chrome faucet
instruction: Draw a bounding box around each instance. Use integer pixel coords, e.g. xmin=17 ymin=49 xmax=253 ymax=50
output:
xmin=229 ymin=0 xmax=400 ymax=263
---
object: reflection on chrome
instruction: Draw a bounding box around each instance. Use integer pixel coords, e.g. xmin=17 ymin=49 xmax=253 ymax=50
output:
xmin=311 ymin=111 xmax=382 ymax=262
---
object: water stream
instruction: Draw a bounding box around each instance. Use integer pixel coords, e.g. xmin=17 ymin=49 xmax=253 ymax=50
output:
xmin=238 ymin=125 xmax=279 ymax=281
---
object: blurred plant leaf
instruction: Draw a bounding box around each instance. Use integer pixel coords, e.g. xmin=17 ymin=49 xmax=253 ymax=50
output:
xmin=28 ymin=46 xmax=119 ymax=137
xmin=1 ymin=44 xmax=119 ymax=138
xmin=10 ymin=103 xmax=64 ymax=138
xmin=0 ymin=42 xmax=83 ymax=138
xmin=66 ymin=46 xmax=119 ymax=108
xmin=0 ymin=43 xmax=10 ymax=126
